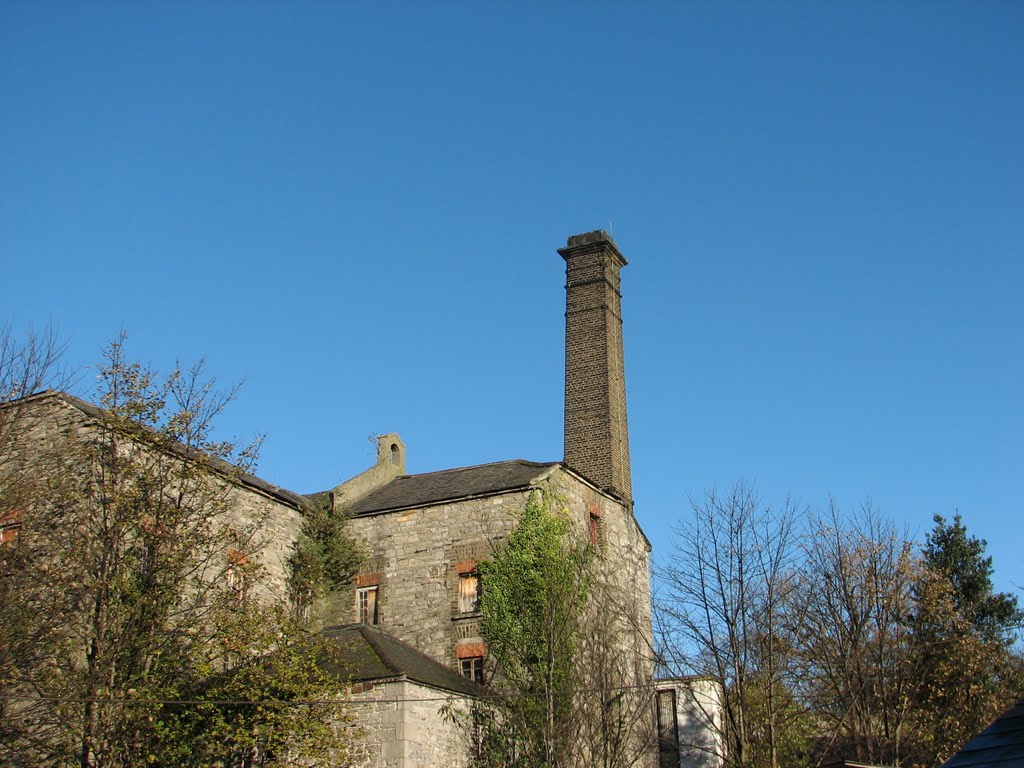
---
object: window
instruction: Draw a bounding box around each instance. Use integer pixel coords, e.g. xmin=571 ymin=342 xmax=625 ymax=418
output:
xmin=459 ymin=572 xmax=481 ymax=613
xmin=225 ymin=566 xmax=247 ymax=605
xmin=0 ymin=510 xmax=22 ymax=545
xmin=589 ymin=512 xmax=606 ymax=551
xmin=225 ymin=548 xmax=249 ymax=605
xmin=0 ymin=523 xmax=20 ymax=545
xmin=460 ymin=656 xmax=485 ymax=685
xmin=656 ymin=689 xmax=681 ymax=768
xmin=357 ymin=586 xmax=379 ymax=625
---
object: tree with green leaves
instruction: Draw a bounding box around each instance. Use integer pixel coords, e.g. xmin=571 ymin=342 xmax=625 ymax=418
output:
xmin=288 ymin=497 xmax=365 ymax=624
xmin=473 ymin=490 xmax=592 ymax=767
xmin=921 ymin=513 xmax=1023 ymax=643
xmin=0 ymin=335 xmax=356 ymax=767
xmin=460 ymin=489 xmax=655 ymax=768
xmin=908 ymin=514 xmax=1024 ymax=766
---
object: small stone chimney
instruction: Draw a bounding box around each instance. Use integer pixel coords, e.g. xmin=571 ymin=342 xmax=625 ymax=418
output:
xmin=331 ymin=433 xmax=406 ymax=513
xmin=559 ymin=230 xmax=632 ymax=504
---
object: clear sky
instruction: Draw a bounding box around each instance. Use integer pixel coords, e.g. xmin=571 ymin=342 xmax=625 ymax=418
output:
xmin=2 ymin=2 xmax=1021 ymax=595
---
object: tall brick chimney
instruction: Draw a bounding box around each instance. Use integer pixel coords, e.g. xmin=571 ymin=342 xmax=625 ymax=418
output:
xmin=559 ymin=230 xmax=632 ymax=504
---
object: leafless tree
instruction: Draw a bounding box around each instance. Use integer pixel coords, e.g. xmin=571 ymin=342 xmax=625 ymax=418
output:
xmin=575 ymin=560 xmax=658 ymax=768
xmin=793 ymin=502 xmax=922 ymax=766
xmin=657 ymin=482 xmax=805 ymax=768
xmin=0 ymin=322 xmax=70 ymax=476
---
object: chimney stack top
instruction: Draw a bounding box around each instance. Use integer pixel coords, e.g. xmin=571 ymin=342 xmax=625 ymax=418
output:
xmin=560 ymin=230 xmax=628 ymax=269
xmin=565 ymin=229 xmax=619 ymax=250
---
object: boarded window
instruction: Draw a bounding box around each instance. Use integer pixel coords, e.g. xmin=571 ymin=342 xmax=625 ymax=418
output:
xmin=657 ymin=689 xmax=681 ymax=768
xmin=225 ymin=548 xmax=249 ymax=605
xmin=225 ymin=566 xmax=247 ymax=605
xmin=460 ymin=656 xmax=485 ymax=685
xmin=0 ymin=509 xmax=22 ymax=545
xmin=357 ymin=586 xmax=379 ymax=625
xmin=0 ymin=524 xmax=20 ymax=545
xmin=459 ymin=572 xmax=481 ymax=613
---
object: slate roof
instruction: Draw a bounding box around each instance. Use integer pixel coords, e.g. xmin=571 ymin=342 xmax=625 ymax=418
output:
xmin=320 ymin=623 xmax=485 ymax=698
xmin=940 ymin=699 xmax=1024 ymax=768
xmin=346 ymin=459 xmax=559 ymax=516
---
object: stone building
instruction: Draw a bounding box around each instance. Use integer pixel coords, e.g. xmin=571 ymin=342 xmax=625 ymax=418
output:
xmin=2 ymin=231 xmax=715 ymax=766
xmin=311 ymin=230 xmax=656 ymax=765
xmin=0 ymin=388 xmax=304 ymax=606
xmin=304 ymin=230 xmax=647 ymax=664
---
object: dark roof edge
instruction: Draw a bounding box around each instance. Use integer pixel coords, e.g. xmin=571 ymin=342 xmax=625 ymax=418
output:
xmin=352 ymin=481 xmax=543 ymax=518
xmin=361 ymin=624 xmax=485 ymax=697
xmin=329 ymin=623 xmax=486 ymax=698
xmin=348 ymin=461 xmax=560 ymax=517
xmin=345 ymin=463 xmax=652 ymax=551
xmin=655 ymin=674 xmax=721 ymax=686
xmin=14 ymin=390 xmax=305 ymax=510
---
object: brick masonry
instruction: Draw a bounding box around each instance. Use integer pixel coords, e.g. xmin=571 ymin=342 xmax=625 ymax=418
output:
xmin=559 ymin=230 xmax=633 ymax=504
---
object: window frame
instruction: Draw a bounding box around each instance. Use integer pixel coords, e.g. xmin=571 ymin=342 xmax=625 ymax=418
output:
xmin=460 ymin=656 xmax=485 ymax=685
xmin=357 ymin=585 xmax=379 ymax=625
xmin=656 ymin=688 xmax=681 ymax=767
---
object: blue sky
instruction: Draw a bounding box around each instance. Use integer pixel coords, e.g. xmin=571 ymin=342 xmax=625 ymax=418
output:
xmin=2 ymin=2 xmax=1022 ymax=595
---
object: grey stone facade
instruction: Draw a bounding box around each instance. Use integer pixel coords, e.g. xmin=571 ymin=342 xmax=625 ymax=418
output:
xmin=325 ymin=453 xmax=652 ymax=678
xmin=0 ymin=391 xmax=302 ymax=604
xmin=347 ymin=679 xmax=473 ymax=768
xmin=2 ymin=231 xmax=695 ymax=766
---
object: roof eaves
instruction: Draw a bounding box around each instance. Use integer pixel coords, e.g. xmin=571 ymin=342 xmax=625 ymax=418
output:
xmin=353 ymin=624 xmax=486 ymax=698
xmin=33 ymin=391 xmax=305 ymax=510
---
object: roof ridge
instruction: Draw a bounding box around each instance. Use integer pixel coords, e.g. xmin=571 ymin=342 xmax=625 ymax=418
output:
xmin=396 ymin=457 xmax=558 ymax=480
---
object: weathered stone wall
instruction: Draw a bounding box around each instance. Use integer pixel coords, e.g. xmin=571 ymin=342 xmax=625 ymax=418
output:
xmin=549 ymin=469 xmax=657 ymax=767
xmin=548 ymin=467 xmax=653 ymax=647
xmin=342 ymin=467 xmax=652 ymax=681
xmin=345 ymin=678 xmax=472 ymax=768
xmin=345 ymin=488 xmax=531 ymax=666
xmin=1 ymin=393 xmax=302 ymax=601
xmin=214 ymin=470 xmax=302 ymax=603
